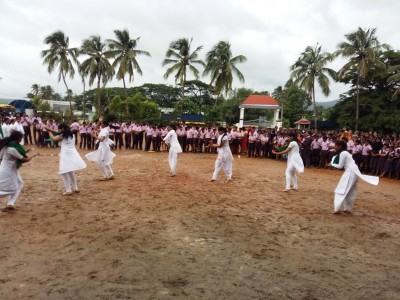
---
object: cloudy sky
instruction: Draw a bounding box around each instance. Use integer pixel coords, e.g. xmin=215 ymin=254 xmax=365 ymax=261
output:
xmin=1 ymin=0 xmax=399 ymax=102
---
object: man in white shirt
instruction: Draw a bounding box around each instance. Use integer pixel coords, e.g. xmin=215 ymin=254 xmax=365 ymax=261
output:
xmin=10 ymin=116 xmax=25 ymax=145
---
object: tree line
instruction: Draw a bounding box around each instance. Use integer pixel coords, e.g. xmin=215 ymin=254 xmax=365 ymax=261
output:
xmin=28 ymin=27 xmax=400 ymax=132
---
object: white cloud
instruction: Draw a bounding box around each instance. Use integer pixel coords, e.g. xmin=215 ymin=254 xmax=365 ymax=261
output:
xmin=1 ymin=0 xmax=399 ymax=102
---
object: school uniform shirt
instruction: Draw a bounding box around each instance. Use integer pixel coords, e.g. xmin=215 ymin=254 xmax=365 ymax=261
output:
xmin=145 ymin=127 xmax=153 ymax=137
xmin=362 ymin=144 xmax=372 ymax=155
xmin=32 ymin=116 xmax=42 ymax=124
xmin=320 ymin=140 xmax=330 ymax=151
xmin=21 ymin=116 xmax=31 ymax=127
xmin=352 ymin=144 xmax=363 ymax=154
xmin=1 ymin=124 xmax=11 ymax=138
xmin=186 ymin=129 xmax=194 ymax=139
xmin=70 ymin=122 xmax=80 ymax=131
xmin=311 ymin=140 xmax=321 ymax=149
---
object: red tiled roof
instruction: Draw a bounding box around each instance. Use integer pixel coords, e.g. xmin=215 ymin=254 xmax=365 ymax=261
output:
xmin=241 ymin=95 xmax=279 ymax=106
xmin=294 ymin=118 xmax=311 ymax=125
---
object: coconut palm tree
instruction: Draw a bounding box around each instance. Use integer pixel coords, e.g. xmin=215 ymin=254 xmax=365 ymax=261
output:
xmin=41 ymin=30 xmax=78 ymax=117
xmin=107 ymin=29 xmax=151 ymax=114
xmin=335 ymin=27 xmax=390 ymax=131
xmin=290 ymin=44 xmax=336 ymax=129
xmin=203 ymin=41 xmax=247 ymax=107
xmin=387 ymin=63 xmax=400 ymax=100
xmin=162 ymin=38 xmax=205 ymax=115
xmin=31 ymin=84 xmax=40 ymax=97
xmin=79 ymin=35 xmax=114 ymax=114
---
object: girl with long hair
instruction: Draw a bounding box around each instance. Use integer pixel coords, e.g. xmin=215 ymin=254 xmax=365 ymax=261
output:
xmin=0 ymin=131 xmax=38 ymax=211
xmin=85 ymin=117 xmax=116 ymax=180
xmin=273 ymin=132 xmax=304 ymax=192
xmin=208 ymin=127 xmax=234 ymax=182
xmin=44 ymin=123 xmax=87 ymax=195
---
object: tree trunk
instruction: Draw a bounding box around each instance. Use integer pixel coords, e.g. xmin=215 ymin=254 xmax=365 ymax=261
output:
xmin=355 ymin=73 xmax=360 ymax=132
xmin=82 ymin=77 xmax=86 ymax=121
xmin=179 ymin=73 xmax=185 ymax=120
xmin=312 ymin=82 xmax=317 ymax=131
xmin=97 ymin=76 xmax=101 ymax=116
xmin=61 ymin=71 xmax=73 ymax=118
xmin=123 ymin=77 xmax=129 ymax=115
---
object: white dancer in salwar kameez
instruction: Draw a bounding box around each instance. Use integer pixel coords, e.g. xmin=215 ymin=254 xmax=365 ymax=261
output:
xmin=273 ymin=132 xmax=304 ymax=192
xmin=210 ymin=127 xmax=233 ymax=182
xmin=331 ymin=140 xmax=379 ymax=214
xmin=45 ymin=124 xmax=87 ymax=195
xmin=85 ymin=120 xmax=116 ymax=181
xmin=163 ymin=125 xmax=182 ymax=176
xmin=0 ymin=131 xmax=38 ymax=211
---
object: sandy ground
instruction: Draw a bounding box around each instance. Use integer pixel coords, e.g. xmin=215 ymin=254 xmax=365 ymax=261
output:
xmin=0 ymin=147 xmax=399 ymax=299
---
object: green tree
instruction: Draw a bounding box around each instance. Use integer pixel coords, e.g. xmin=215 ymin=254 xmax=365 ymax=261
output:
xmin=41 ymin=30 xmax=78 ymax=117
xmin=273 ymin=82 xmax=308 ymax=126
xmin=335 ymin=27 xmax=390 ymax=131
xmin=387 ymin=50 xmax=400 ymax=100
xmin=139 ymin=83 xmax=180 ymax=108
xmin=31 ymin=84 xmax=40 ymax=97
xmin=290 ymin=44 xmax=336 ymax=129
xmin=107 ymin=29 xmax=151 ymax=114
xmin=162 ymin=38 xmax=205 ymax=116
xmin=79 ymin=35 xmax=114 ymax=115
xmin=39 ymin=85 xmax=55 ymax=100
xmin=203 ymin=41 xmax=247 ymax=106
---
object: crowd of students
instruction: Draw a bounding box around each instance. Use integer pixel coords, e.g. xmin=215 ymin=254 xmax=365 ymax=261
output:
xmin=1 ymin=114 xmax=399 ymax=181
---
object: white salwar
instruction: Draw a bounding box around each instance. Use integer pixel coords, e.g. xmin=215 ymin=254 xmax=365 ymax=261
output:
xmin=212 ymin=134 xmax=234 ymax=181
xmin=85 ymin=127 xmax=116 ymax=179
xmin=0 ymin=147 xmax=24 ymax=206
xmin=285 ymin=141 xmax=304 ymax=190
xmin=331 ymin=151 xmax=379 ymax=212
xmin=59 ymin=136 xmax=87 ymax=192
xmin=163 ymin=130 xmax=182 ymax=176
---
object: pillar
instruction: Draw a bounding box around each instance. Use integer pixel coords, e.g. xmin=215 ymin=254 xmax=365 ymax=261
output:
xmin=239 ymin=107 xmax=245 ymax=128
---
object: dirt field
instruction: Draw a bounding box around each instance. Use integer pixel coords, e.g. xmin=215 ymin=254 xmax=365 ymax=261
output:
xmin=0 ymin=148 xmax=399 ymax=299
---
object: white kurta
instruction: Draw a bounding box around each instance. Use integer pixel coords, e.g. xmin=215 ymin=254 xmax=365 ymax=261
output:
xmin=212 ymin=134 xmax=234 ymax=181
xmin=59 ymin=136 xmax=87 ymax=174
xmin=10 ymin=122 xmax=25 ymax=145
xmin=331 ymin=151 xmax=379 ymax=212
xmin=85 ymin=127 xmax=116 ymax=166
xmin=0 ymin=147 xmax=24 ymax=206
xmin=163 ymin=130 xmax=182 ymax=175
xmin=285 ymin=141 xmax=304 ymax=190
xmin=2 ymin=124 xmax=10 ymax=138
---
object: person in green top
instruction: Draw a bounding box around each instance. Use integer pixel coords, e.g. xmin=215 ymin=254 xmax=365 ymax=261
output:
xmin=0 ymin=131 xmax=39 ymax=212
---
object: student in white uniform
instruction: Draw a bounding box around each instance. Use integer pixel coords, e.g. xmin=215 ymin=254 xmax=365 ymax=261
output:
xmin=0 ymin=131 xmax=38 ymax=211
xmin=44 ymin=123 xmax=87 ymax=195
xmin=85 ymin=118 xmax=116 ymax=180
xmin=163 ymin=125 xmax=182 ymax=176
xmin=10 ymin=116 xmax=25 ymax=145
xmin=330 ymin=140 xmax=379 ymax=214
xmin=1 ymin=117 xmax=11 ymax=138
xmin=273 ymin=132 xmax=304 ymax=192
xmin=209 ymin=127 xmax=234 ymax=182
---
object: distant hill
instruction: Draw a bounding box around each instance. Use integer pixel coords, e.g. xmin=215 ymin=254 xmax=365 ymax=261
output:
xmin=307 ymin=100 xmax=339 ymax=110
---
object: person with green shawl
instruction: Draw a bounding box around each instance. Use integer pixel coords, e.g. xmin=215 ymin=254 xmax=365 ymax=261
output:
xmin=0 ymin=131 xmax=38 ymax=211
